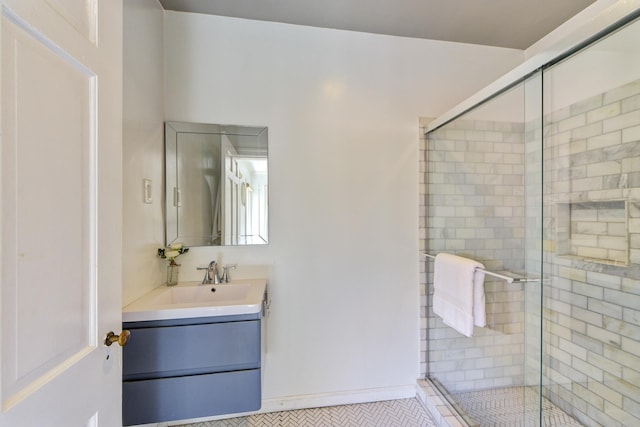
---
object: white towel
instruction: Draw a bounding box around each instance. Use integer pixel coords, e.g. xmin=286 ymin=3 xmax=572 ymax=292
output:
xmin=433 ymin=253 xmax=486 ymax=337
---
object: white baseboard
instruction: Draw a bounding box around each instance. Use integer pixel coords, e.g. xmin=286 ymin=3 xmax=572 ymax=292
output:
xmin=164 ymin=384 xmax=418 ymax=425
xmin=260 ymin=384 xmax=417 ymax=413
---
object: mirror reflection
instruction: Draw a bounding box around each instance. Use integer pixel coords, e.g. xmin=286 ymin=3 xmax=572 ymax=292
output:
xmin=165 ymin=122 xmax=268 ymax=247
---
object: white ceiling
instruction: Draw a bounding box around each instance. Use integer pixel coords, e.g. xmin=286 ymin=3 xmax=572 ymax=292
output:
xmin=159 ymin=0 xmax=597 ymax=50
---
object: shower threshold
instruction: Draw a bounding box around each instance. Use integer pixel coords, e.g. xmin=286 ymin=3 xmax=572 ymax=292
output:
xmin=418 ymin=379 xmax=584 ymax=427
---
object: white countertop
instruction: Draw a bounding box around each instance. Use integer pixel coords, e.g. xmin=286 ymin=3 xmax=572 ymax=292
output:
xmin=122 ymin=279 xmax=267 ymax=322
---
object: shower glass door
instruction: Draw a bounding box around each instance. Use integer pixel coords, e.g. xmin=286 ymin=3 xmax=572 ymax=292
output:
xmin=425 ymin=11 xmax=640 ymax=426
xmin=426 ymin=13 xmax=640 ymax=426
xmin=541 ymin=16 xmax=640 ymax=426
xmin=425 ymin=71 xmax=544 ymax=426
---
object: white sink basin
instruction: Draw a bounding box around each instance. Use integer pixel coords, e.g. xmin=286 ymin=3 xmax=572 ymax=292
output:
xmin=122 ymin=279 xmax=267 ymax=322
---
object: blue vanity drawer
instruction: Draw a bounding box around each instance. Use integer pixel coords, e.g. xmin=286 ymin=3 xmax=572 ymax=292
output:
xmin=122 ymin=368 xmax=261 ymax=426
xmin=123 ymin=320 xmax=260 ymax=379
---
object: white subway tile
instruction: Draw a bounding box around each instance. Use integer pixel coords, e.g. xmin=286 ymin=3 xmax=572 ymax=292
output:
xmin=587 ymin=161 xmax=622 ymax=177
xmin=622 ymin=124 xmax=640 ymax=143
xmin=587 ymin=102 xmax=621 ymax=123
xmin=559 ymin=114 xmax=587 ymax=132
xmin=603 ymin=80 xmax=640 ymax=104
xmin=603 ymin=110 xmax=640 ymax=133
xmin=572 ymin=122 xmax=603 ymax=139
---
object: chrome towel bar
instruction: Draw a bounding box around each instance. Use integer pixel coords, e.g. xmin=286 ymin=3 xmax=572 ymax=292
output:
xmin=422 ymin=253 xmax=543 ymax=284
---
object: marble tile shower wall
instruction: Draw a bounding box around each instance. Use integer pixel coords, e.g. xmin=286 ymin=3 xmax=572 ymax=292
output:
xmin=541 ymin=79 xmax=640 ymax=427
xmin=425 ymin=119 xmax=527 ymax=392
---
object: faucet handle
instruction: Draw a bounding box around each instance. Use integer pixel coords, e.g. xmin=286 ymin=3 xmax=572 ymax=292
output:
xmin=221 ymin=264 xmax=237 ymax=283
xmin=197 ymin=266 xmax=211 ymax=284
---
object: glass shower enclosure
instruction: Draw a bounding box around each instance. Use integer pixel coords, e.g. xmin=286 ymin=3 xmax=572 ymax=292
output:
xmin=424 ymin=15 xmax=640 ymax=427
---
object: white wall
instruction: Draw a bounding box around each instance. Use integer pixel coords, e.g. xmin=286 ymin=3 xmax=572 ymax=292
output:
xmin=160 ymin=12 xmax=523 ymax=406
xmin=123 ymin=0 xmax=165 ymax=305
xmin=122 ymin=7 xmax=522 ymax=411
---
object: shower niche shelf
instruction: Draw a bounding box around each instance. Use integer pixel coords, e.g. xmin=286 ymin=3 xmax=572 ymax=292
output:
xmin=556 ymin=199 xmax=628 ymax=266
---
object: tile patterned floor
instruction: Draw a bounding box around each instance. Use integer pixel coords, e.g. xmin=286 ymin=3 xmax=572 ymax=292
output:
xmin=174 ymin=398 xmax=437 ymax=427
xmin=452 ymin=387 xmax=584 ymax=427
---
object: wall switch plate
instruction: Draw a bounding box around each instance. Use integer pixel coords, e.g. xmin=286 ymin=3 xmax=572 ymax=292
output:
xmin=143 ymin=179 xmax=152 ymax=204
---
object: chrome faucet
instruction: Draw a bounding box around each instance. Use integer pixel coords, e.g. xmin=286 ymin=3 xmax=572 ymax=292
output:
xmin=197 ymin=260 xmax=221 ymax=284
xmin=221 ymin=264 xmax=237 ymax=283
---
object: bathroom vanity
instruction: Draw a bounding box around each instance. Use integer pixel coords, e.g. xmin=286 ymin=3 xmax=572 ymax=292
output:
xmin=121 ymin=280 xmax=267 ymax=426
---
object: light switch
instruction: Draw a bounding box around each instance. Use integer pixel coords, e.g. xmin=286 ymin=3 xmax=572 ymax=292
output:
xmin=143 ymin=179 xmax=152 ymax=204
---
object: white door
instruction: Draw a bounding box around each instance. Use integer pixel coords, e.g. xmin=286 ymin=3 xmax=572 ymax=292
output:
xmin=0 ymin=0 xmax=123 ymax=426
xmin=222 ymin=136 xmax=240 ymax=245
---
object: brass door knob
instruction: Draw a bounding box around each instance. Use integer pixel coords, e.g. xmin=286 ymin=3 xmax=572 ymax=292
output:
xmin=104 ymin=330 xmax=130 ymax=347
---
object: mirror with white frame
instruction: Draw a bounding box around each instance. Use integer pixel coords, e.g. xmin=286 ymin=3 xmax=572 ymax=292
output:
xmin=165 ymin=122 xmax=268 ymax=247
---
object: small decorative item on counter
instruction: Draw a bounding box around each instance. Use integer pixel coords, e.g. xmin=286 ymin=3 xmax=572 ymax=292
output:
xmin=158 ymin=243 xmax=189 ymax=286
